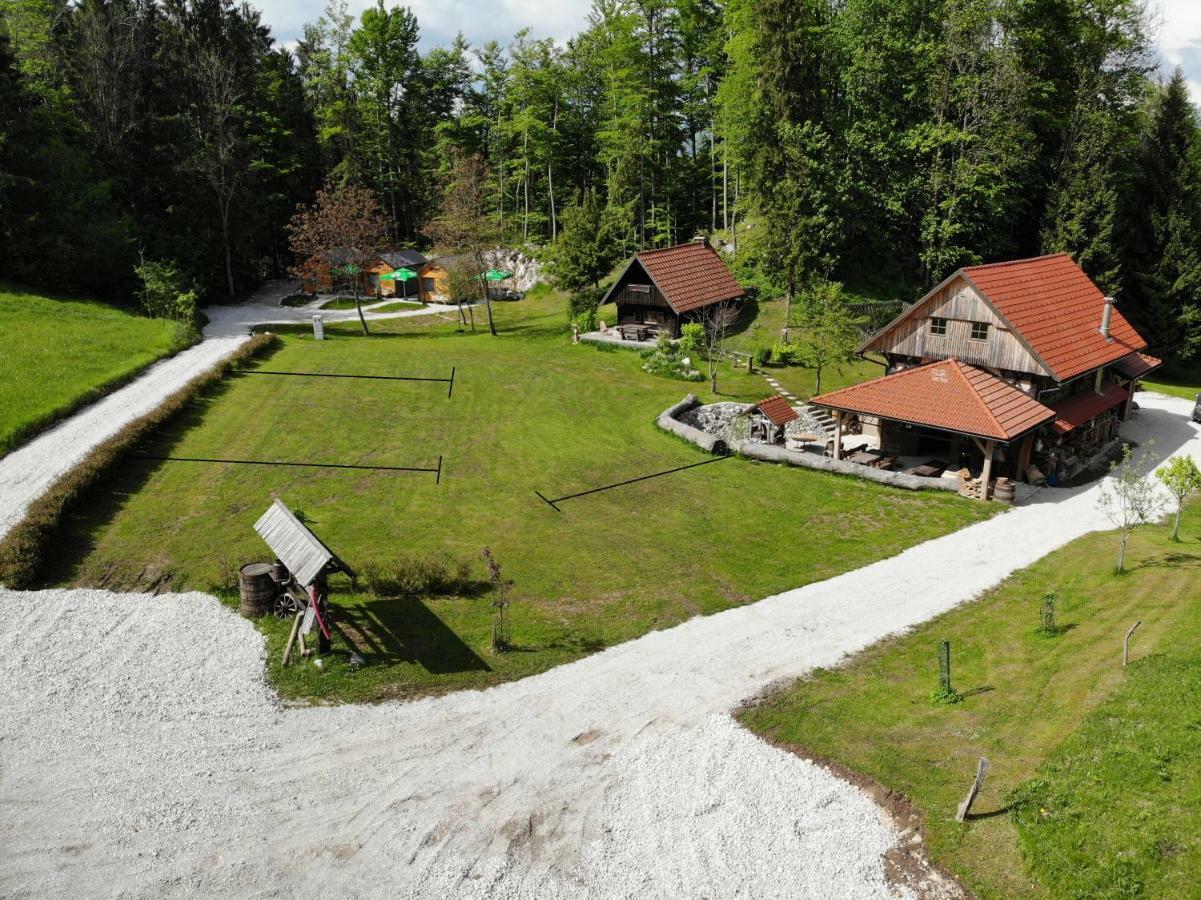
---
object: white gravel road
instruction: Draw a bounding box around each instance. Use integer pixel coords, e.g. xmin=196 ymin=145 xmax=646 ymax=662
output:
xmin=1 ymin=394 xmax=1196 ymax=898
xmin=0 ymin=336 xmax=249 ymax=541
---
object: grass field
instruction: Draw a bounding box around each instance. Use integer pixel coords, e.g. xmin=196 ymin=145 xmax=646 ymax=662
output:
xmin=1144 ymin=358 xmax=1201 ymax=401
xmin=46 ymin=287 xmax=992 ymax=702
xmin=0 ymin=284 xmax=182 ymax=456
xmin=739 ymin=502 xmax=1201 ymax=898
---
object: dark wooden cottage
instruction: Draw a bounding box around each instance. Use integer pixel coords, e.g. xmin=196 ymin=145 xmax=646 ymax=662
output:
xmin=600 ymin=238 xmax=745 ymax=338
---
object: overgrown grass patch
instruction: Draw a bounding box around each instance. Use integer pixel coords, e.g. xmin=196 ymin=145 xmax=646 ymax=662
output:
xmin=739 ymin=503 xmax=1201 ymax=898
xmin=0 ymin=284 xmax=184 ymax=455
xmin=45 ymin=288 xmax=992 ymax=702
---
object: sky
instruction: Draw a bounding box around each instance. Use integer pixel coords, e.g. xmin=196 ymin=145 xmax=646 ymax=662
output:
xmin=257 ymin=0 xmax=1201 ymax=102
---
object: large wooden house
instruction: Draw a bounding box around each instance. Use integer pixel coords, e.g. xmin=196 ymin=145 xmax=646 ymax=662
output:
xmin=600 ymin=238 xmax=745 ymax=338
xmin=301 ymin=248 xmax=431 ymax=297
xmin=811 ymin=254 xmax=1162 ymax=498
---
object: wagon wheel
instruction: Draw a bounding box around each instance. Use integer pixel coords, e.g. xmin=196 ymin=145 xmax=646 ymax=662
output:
xmin=274 ymin=591 xmax=303 ymax=619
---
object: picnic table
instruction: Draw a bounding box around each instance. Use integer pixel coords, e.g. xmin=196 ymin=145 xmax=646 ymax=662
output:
xmin=619 ymin=324 xmax=650 ymax=342
xmin=788 ymin=432 xmax=820 ymax=449
xmin=904 ymin=460 xmax=947 ymax=478
xmin=846 ymin=449 xmax=883 ymax=466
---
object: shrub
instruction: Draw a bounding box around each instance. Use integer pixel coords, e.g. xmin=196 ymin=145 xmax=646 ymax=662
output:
xmin=360 ymin=554 xmax=474 ymax=598
xmin=772 ymin=342 xmax=801 ymax=365
xmin=137 ymin=259 xmax=199 ymax=329
xmin=0 ymin=334 xmax=279 ymax=589
xmin=755 ymin=346 xmax=773 ymax=367
xmin=678 ymin=322 xmax=704 ymax=356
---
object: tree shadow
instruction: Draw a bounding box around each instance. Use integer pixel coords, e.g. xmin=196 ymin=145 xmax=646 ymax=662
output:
xmin=1138 ymin=551 xmax=1201 ymax=570
xmin=335 ymin=597 xmax=490 ymax=674
xmin=959 ymin=685 xmax=995 ymax=699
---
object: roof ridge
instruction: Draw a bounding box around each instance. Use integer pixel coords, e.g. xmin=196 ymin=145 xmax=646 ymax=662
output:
xmin=963 ymin=252 xmax=1070 ymax=272
xmin=950 ymin=359 xmax=1009 ymax=437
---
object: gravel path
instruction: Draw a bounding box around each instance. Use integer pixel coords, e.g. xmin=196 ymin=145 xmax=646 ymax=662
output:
xmin=2 ymin=394 xmax=1196 ymax=898
xmin=203 ymin=297 xmax=462 ymax=338
xmin=0 ymin=336 xmax=250 ymax=542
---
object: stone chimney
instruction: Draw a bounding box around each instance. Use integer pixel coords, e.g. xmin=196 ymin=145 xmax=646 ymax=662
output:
xmin=1100 ymin=296 xmax=1114 ymax=341
xmin=691 ymin=233 xmax=709 ymax=246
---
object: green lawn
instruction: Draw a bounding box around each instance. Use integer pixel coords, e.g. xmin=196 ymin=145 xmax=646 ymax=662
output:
xmin=1144 ymin=358 xmax=1201 ymax=401
xmin=46 ymin=287 xmax=992 ymax=702
xmin=0 ymin=284 xmax=182 ymax=456
xmin=370 ymin=300 xmax=424 ymax=313
xmin=739 ymin=503 xmax=1201 ymax=898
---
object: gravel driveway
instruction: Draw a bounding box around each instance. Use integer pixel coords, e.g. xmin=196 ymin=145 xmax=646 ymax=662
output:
xmin=1 ymin=394 xmax=1197 ymax=898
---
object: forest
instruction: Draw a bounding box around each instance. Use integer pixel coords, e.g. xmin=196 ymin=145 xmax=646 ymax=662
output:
xmin=2 ymin=0 xmax=1200 ymax=358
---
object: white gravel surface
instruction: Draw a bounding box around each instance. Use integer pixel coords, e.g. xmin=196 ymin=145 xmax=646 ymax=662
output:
xmin=203 ymin=296 xmax=462 ymax=338
xmin=1 ymin=394 xmax=1197 ymax=898
xmin=0 ymin=336 xmax=249 ymax=542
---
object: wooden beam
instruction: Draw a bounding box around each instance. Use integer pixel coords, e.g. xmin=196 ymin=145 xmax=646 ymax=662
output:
xmin=979 ymin=439 xmax=995 ymax=501
xmin=833 ymin=410 xmax=845 ymax=460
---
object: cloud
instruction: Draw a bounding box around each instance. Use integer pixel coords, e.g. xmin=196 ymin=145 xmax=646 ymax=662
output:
xmin=254 ymin=0 xmax=592 ymax=51
xmin=1155 ymin=0 xmax=1201 ymax=102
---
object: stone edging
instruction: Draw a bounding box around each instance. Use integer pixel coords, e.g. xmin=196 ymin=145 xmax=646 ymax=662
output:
xmin=657 ymin=394 xmax=956 ymax=493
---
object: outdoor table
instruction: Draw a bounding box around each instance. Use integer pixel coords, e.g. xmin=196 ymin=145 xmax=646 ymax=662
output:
xmin=909 ymin=463 xmax=942 ymax=478
xmin=847 ymin=450 xmax=883 ymax=466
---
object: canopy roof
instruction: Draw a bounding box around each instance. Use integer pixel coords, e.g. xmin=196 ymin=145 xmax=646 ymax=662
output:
xmin=811 ymin=359 xmax=1056 ymax=442
xmin=253 ymin=499 xmax=355 ymax=587
xmin=1112 ymin=351 xmax=1163 ymax=381
xmin=1048 ymin=384 xmax=1130 ymax=435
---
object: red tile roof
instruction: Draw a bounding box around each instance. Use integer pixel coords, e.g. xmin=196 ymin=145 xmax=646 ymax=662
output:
xmin=1112 ymin=352 xmax=1163 ymax=381
xmin=962 ymin=254 xmax=1146 ymax=381
xmin=811 ymin=359 xmax=1056 ymax=442
xmin=635 ymin=241 xmax=746 ymax=314
xmin=1048 ymin=384 xmax=1130 ymax=435
xmin=751 ymin=396 xmax=800 ymax=427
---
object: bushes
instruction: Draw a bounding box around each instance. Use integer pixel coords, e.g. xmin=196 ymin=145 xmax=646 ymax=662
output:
xmin=755 ymin=346 xmax=773 ymax=367
xmin=772 ymin=342 xmax=802 ymax=365
xmin=360 ymin=554 xmax=475 ymax=599
xmin=136 ymin=259 xmax=200 ymax=344
xmin=678 ymin=322 xmax=705 ymax=356
xmin=640 ymin=339 xmax=704 ymax=381
xmin=0 ymin=334 xmax=279 ymax=589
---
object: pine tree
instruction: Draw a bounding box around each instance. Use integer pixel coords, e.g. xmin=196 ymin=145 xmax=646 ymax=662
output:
xmin=1125 ymin=68 xmax=1201 ymax=354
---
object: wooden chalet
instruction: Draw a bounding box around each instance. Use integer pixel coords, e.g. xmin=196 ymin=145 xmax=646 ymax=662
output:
xmin=600 ymin=238 xmax=745 ymax=338
xmin=811 ymin=254 xmax=1162 ymax=499
xmin=302 ymin=247 xmax=431 ymax=297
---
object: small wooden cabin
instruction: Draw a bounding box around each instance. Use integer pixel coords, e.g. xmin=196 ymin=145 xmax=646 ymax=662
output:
xmin=301 ymin=248 xmax=432 ymax=297
xmin=600 ymin=238 xmax=745 ymax=338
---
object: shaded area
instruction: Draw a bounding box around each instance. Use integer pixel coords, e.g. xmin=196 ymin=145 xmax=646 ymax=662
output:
xmin=335 ymin=597 xmax=490 ymax=674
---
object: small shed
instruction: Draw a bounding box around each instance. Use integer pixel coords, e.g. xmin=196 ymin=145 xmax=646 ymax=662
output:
xmin=253 ymin=500 xmax=355 ymax=588
xmin=741 ymin=396 xmax=799 ymax=444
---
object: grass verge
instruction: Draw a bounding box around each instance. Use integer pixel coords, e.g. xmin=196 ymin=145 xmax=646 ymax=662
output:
xmin=0 ymin=284 xmax=187 ymax=456
xmin=738 ymin=502 xmax=1201 ymax=898
xmin=0 ymin=334 xmax=279 ymax=589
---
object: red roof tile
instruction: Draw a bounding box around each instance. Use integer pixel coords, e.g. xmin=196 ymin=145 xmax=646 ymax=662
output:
xmin=962 ymin=254 xmax=1145 ymax=381
xmin=751 ymin=396 xmax=800 ymax=426
xmin=1048 ymin=384 xmax=1130 ymax=435
xmin=811 ymin=359 xmax=1055 ymax=442
xmin=635 ymin=241 xmax=746 ymax=314
xmin=1112 ymin=352 xmax=1163 ymax=381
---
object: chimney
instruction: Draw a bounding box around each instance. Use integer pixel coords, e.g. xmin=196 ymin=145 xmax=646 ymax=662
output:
xmin=1100 ymin=296 xmax=1114 ymax=341
xmin=692 ymin=233 xmax=709 ymax=246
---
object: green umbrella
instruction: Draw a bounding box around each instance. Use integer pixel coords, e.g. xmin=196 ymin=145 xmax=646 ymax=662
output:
xmin=380 ymin=267 xmax=418 ymax=300
xmin=482 ymin=268 xmax=512 ymax=282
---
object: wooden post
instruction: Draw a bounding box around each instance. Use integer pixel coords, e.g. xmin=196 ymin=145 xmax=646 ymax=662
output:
xmin=956 ymin=757 xmax=990 ymax=822
xmin=979 ymin=439 xmax=995 ymax=501
xmin=281 ymin=610 xmax=303 ymax=667
xmin=833 ymin=410 xmax=844 ymax=460
xmin=1123 ymin=620 xmax=1142 ymax=666
xmin=939 ymin=639 xmax=952 ymax=695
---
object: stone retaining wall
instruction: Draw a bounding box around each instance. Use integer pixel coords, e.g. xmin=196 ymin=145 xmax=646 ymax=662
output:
xmin=656 ymin=394 xmax=728 ymax=455
xmin=657 ymin=394 xmax=956 ymax=493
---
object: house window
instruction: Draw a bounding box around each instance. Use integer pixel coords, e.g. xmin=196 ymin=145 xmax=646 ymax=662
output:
xmin=970 ymin=321 xmax=990 ymax=341
xmin=929 ymin=316 xmax=948 ymax=336
xmin=421 ymin=277 xmax=436 ymax=294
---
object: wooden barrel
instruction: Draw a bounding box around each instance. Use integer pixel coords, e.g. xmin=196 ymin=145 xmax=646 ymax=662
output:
xmin=994 ymin=477 xmax=1015 ymax=504
xmin=239 ymin=562 xmax=277 ymax=618
xmin=270 ymin=559 xmax=289 ymax=584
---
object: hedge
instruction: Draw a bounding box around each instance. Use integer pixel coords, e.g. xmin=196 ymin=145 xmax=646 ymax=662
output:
xmin=0 ymin=333 xmax=279 ymax=589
